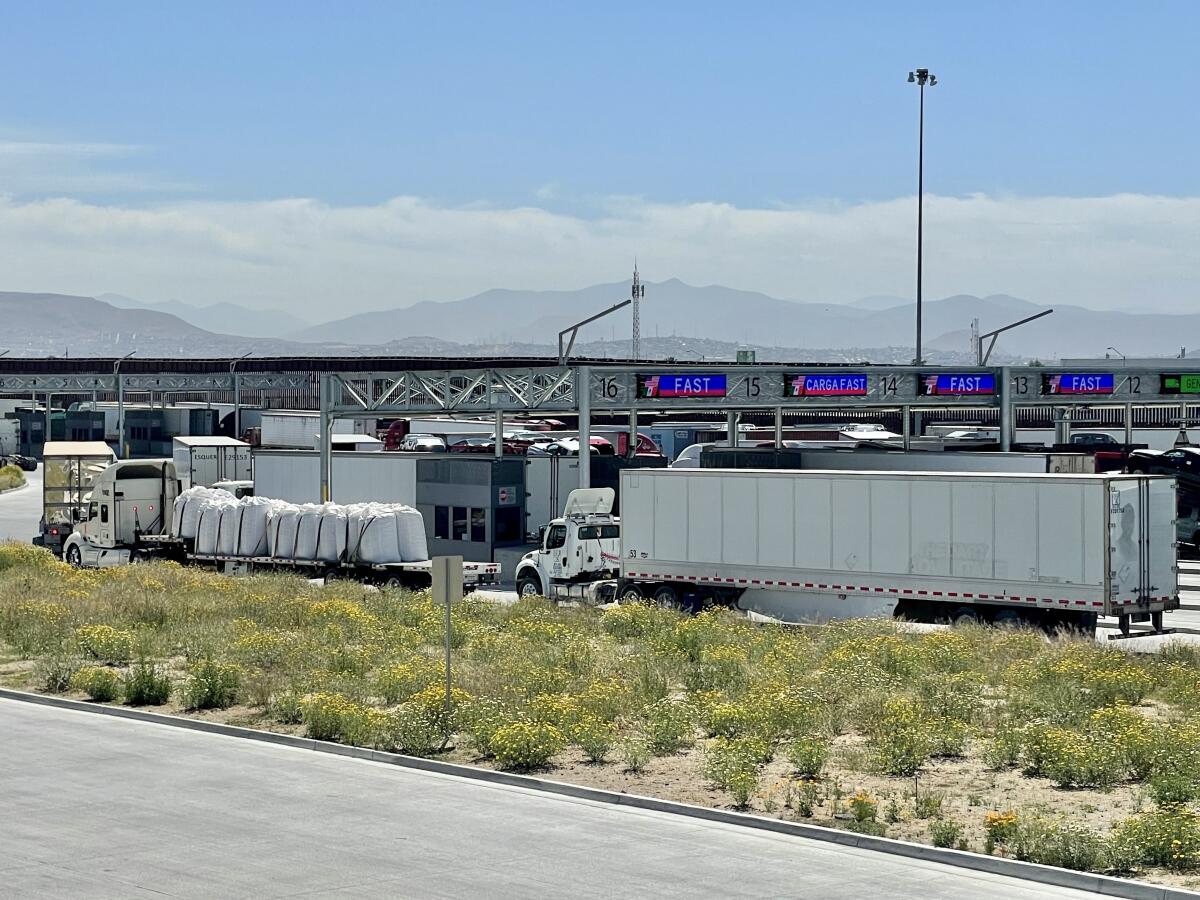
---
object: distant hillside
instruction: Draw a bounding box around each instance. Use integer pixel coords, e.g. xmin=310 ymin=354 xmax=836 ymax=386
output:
xmin=0 ymin=291 xmax=214 ymax=356
xmin=98 ymin=293 xmax=310 ymax=339
xmin=297 ymin=280 xmax=1200 ymax=360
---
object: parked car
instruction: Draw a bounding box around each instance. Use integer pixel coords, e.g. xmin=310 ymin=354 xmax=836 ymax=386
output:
xmin=396 ymin=434 xmax=447 ymax=453
xmin=1 ymin=454 xmax=36 ymax=471
xmin=1070 ymin=432 xmax=1121 ymax=447
xmin=1178 ymin=498 xmax=1200 ymax=559
xmin=526 ymin=436 xmax=615 ymax=457
xmin=1126 ymin=447 xmax=1200 ymax=485
xmin=448 ymin=437 xmax=493 ymax=453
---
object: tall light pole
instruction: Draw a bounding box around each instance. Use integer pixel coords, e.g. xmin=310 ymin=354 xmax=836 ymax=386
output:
xmin=908 ymin=67 xmax=937 ymax=364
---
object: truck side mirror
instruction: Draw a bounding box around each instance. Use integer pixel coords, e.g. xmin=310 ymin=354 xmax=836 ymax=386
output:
xmin=537 ymin=525 xmax=547 ymax=547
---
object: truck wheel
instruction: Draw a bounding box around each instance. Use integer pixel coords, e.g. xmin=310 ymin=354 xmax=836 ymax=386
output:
xmin=65 ymin=545 xmax=82 ymax=568
xmin=992 ymin=609 xmax=1027 ymax=629
xmin=516 ymin=572 xmax=543 ymax=598
xmin=618 ymin=583 xmax=643 ymax=604
xmin=951 ymin=606 xmax=981 ymax=626
xmin=383 ymin=575 xmax=405 ymax=590
xmin=652 ymin=585 xmax=681 ymax=610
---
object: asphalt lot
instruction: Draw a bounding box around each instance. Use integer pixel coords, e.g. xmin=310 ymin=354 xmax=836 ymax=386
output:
xmin=0 ymin=699 xmax=1118 ymax=900
xmin=0 ymin=466 xmax=40 ymax=544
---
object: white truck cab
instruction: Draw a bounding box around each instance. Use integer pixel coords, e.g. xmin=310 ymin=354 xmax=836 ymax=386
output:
xmin=515 ymin=488 xmax=620 ymax=603
xmin=63 ymin=459 xmax=180 ymax=568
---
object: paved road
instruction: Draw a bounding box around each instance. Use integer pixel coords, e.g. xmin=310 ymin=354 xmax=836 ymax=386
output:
xmin=0 ymin=700 xmax=1109 ymax=900
xmin=0 ymin=467 xmax=40 ymax=544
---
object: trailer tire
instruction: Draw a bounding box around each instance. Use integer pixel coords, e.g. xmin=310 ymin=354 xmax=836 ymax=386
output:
xmin=951 ymin=606 xmax=981 ymax=626
xmin=992 ymin=608 xmax=1027 ymax=629
xmin=618 ymin=583 xmax=644 ymax=604
xmin=65 ymin=544 xmax=82 ymax=568
xmin=383 ymin=575 xmax=405 ymax=590
xmin=516 ymin=572 xmax=543 ymax=598
xmin=652 ymin=584 xmax=681 ymax=610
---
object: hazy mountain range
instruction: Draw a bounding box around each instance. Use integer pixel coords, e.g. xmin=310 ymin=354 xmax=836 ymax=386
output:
xmin=98 ymin=293 xmax=311 ymax=339
xmin=1 ymin=280 xmax=1197 ymax=362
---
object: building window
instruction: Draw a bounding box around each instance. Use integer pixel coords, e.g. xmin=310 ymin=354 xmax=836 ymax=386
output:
xmin=495 ymin=507 xmax=522 ymax=545
xmin=434 ymin=506 xmax=449 ymax=539
xmin=471 ymin=508 xmax=486 ymax=543
xmin=452 ymin=506 xmax=468 ymax=541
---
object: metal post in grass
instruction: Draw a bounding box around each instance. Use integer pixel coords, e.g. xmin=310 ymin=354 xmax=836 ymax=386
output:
xmin=432 ymin=555 xmax=463 ymax=745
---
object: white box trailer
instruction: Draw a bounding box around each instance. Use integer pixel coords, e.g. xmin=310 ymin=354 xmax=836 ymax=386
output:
xmin=617 ymin=468 xmax=1178 ymax=634
xmin=253 ymin=449 xmax=418 ymax=505
xmin=259 ymin=412 xmax=363 ymax=450
xmin=172 ymin=437 xmax=253 ymax=490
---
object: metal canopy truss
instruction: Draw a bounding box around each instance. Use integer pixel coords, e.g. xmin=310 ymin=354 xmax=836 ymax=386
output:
xmin=326 ymin=368 xmax=577 ymax=415
xmin=0 ymin=372 xmax=308 ymax=394
xmin=1 ymin=361 xmax=1195 ymax=413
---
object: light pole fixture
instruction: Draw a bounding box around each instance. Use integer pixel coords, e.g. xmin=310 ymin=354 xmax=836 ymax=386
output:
xmin=908 ymin=67 xmax=937 ymax=364
xmin=1107 ymin=346 xmax=1126 ymax=361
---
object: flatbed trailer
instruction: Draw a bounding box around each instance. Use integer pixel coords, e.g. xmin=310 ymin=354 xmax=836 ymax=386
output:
xmin=136 ymin=535 xmax=499 ymax=589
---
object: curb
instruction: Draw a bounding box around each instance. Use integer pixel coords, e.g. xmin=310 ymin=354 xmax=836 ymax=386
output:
xmin=0 ymin=687 xmax=1193 ymax=900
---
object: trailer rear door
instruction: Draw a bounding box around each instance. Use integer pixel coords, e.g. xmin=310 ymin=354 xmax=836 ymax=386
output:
xmin=1109 ymin=477 xmax=1177 ymax=607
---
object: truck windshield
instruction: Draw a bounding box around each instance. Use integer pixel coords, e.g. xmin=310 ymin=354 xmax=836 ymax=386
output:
xmin=578 ymin=525 xmax=619 ymax=540
xmin=43 ymin=455 xmax=110 ymax=526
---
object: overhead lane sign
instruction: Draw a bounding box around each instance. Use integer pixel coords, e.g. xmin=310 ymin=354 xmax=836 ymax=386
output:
xmin=1162 ymin=374 xmax=1200 ymax=395
xmin=918 ymin=373 xmax=995 ymax=396
xmin=785 ymin=373 xmax=869 ymax=397
xmin=636 ymin=373 xmax=728 ymax=399
xmin=1042 ymin=373 xmax=1115 ymax=395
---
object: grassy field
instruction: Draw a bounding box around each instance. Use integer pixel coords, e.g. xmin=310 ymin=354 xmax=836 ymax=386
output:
xmin=3 ymin=541 xmax=1200 ymax=887
xmin=0 ymin=464 xmax=25 ymax=492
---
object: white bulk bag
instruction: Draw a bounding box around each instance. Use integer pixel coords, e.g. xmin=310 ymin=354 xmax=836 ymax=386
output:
xmin=315 ymin=504 xmax=348 ymax=563
xmin=176 ymin=486 xmax=223 ymax=540
xmin=294 ymin=505 xmax=322 ymax=560
xmin=236 ymin=496 xmax=276 ymax=557
xmin=268 ymin=504 xmax=301 ymax=559
xmin=350 ymin=504 xmax=404 ymax=565
xmin=397 ymin=506 xmax=428 ymax=562
xmin=217 ymin=503 xmax=242 ymax=556
xmin=195 ymin=498 xmax=233 ymax=556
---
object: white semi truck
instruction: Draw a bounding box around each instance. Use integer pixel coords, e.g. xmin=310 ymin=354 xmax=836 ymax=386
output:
xmin=53 ymin=457 xmax=499 ymax=590
xmin=515 ymin=469 xmax=1179 ymax=636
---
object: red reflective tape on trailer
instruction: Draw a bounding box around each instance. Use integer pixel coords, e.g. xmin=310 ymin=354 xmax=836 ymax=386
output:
xmin=889 ymin=588 xmax=898 ymax=593
xmin=818 ymin=584 xmax=827 ymax=589
xmin=1093 ymin=602 xmax=1104 ymax=608
xmin=932 ymin=591 xmax=943 ymax=597
xmin=875 ymin=587 xmax=884 ymax=593
xmin=947 ymin=592 xmax=958 ymax=598
xmin=804 ymin=583 xmax=814 ymax=588
xmin=918 ymin=590 xmax=927 ymax=596
xmin=962 ymin=593 xmax=974 ymax=599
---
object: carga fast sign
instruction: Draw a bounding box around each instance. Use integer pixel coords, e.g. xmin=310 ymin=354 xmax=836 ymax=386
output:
xmin=785 ymin=373 xmax=868 ymax=397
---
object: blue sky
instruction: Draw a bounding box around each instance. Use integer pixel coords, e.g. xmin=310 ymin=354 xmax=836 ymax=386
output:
xmin=0 ymin=2 xmax=1197 ymax=316
xmin=3 ymin=1 xmax=1197 ymax=207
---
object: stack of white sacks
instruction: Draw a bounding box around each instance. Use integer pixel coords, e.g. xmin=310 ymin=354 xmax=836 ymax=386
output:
xmin=171 ymin=487 xmax=428 ymax=564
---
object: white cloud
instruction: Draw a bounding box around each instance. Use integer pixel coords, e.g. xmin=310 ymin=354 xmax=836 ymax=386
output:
xmin=0 ymin=138 xmax=192 ymax=194
xmin=0 ymin=191 xmax=1195 ymax=317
